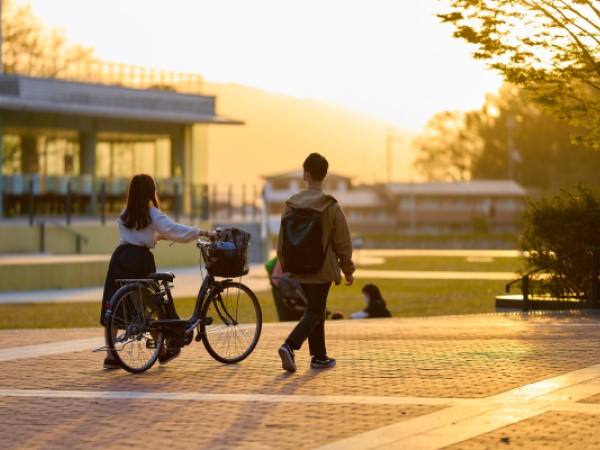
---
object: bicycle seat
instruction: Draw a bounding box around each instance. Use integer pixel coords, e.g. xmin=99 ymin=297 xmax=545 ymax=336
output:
xmin=148 ymin=272 xmax=175 ymax=282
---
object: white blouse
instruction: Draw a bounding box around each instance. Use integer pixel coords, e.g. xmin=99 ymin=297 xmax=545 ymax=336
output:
xmin=118 ymin=207 xmax=200 ymax=248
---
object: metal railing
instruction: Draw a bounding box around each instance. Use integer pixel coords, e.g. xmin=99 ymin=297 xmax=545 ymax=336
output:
xmin=6 ymin=57 xmax=203 ymax=94
xmin=505 ymin=248 xmax=599 ymax=312
xmin=3 ymin=178 xmax=262 ymax=225
xmin=38 ymin=220 xmax=88 ymax=254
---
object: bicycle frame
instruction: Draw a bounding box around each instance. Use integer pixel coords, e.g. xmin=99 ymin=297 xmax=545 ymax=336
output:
xmin=149 ymin=239 xmax=233 ymax=336
xmin=104 ymin=234 xmax=262 ymax=371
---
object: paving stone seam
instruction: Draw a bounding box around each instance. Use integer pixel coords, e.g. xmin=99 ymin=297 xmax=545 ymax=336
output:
xmin=0 ymin=337 xmax=103 ymax=362
xmin=314 ymin=362 xmax=600 ymax=450
xmin=0 ymin=388 xmax=458 ymax=406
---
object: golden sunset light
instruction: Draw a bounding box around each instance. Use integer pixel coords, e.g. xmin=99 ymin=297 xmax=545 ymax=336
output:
xmin=20 ymin=0 xmax=503 ymax=184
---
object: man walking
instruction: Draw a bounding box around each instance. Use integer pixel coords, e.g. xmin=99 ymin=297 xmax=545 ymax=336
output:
xmin=277 ymin=153 xmax=355 ymax=372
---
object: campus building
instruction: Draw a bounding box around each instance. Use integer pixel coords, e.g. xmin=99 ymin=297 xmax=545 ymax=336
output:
xmin=0 ymin=62 xmax=242 ymax=219
xmin=263 ymin=171 xmax=528 ymax=235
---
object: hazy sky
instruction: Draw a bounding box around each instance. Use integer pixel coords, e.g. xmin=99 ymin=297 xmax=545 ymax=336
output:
xmin=22 ymin=0 xmax=502 ymax=130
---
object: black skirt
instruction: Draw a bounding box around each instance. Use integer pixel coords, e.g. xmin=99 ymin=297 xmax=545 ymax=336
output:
xmin=100 ymin=244 xmax=156 ymax=326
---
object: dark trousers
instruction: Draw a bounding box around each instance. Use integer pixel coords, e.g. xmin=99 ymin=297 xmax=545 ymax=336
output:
xmin=286 ymin=282 xmax=331 ymax=358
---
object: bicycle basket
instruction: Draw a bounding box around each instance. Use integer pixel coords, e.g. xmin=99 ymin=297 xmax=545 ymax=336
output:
xmin=206 ymin=241 xmax=249 ymax=277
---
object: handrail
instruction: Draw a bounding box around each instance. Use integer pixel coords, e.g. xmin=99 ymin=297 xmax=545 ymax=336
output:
xmin=505 ymin=247 xmax=599 ymax=312
xmin=505 ymin=247 xmax=586 ymax=293
xmin=38 ymin=220 xmax=88 ymax=254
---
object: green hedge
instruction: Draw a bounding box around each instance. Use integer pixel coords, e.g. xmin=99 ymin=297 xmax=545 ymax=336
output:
xmin=520 ymin=184 xmax=600 ymax=299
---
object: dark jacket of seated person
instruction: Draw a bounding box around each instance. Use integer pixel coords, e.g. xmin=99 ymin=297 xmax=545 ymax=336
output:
xmin=350 ymin=283 xmax=392 ymax=319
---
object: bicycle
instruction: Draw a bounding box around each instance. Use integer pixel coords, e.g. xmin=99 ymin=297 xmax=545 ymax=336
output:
xmin=104 ymin=231 xmax=262 ymax=373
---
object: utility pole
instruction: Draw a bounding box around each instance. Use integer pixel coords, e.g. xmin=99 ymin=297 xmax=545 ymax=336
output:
xmin=386 ymin=127 xmax=394 ymax=182
xmin=505 ymin=115 xmax=521 ymax=181
xmin=0 ymin=0 xmax=3 ymax=74
xmin=385 ymin=127 xmax=403 ymax=183
xmin=0 ymin=0 xmax=3 ymax=218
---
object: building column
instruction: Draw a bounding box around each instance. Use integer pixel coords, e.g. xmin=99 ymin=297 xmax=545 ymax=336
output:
xmin=79 ymin=131 xmax=97 ymax=213
xmin=188 ymin=124 xmax=208 ymax=217
xmin=0 ymin=120 xmax=3 ymax=218
xmin=170 ymin=131 xmax=184 ymax=178
xmin=170 ymin=125 xmax=208 ymax=217
xmin=21 ymin=136 xmax=39 ymax=173
xmin=170 ymin=130 xmax=185 ymax=216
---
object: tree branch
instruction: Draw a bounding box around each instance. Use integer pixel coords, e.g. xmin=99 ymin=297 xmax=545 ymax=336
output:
xmin=521 ymin=0 xmax=600 ymax=78
xmin=553 ymin=0 xmax=600 ymax=34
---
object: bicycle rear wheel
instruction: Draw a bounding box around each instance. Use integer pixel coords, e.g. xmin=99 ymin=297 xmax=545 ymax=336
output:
xmin=105 ymin=285 xmax=163 ymax=373
xmin=200 ymin=281 xmax=262 ymax=364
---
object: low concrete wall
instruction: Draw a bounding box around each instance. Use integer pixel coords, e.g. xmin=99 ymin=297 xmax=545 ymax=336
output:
xmin=1 ymin=257 xmax=110 ymax=290
xmin=0 ymin=221 xmax=264 ymax=291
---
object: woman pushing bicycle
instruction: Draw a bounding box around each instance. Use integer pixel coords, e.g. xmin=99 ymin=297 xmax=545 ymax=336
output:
xmin=100 ymin=173 xmax=217 ymax=370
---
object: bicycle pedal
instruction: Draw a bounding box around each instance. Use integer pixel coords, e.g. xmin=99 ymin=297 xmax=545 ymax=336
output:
xmin=146 ymin=339 xmax=157 ymax=349
xmin=203 ymin=317 xmax=213 ymax=326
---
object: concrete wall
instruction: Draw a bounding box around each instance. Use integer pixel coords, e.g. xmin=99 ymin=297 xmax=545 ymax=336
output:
xmin=0 ymin=221 xmax=210 ymax=260
xmin=0 ymin=221 xmax=263 ymax=291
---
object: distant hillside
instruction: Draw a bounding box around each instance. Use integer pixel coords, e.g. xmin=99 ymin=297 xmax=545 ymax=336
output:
xmin=203 ymin=81 xmax=415 ymax=186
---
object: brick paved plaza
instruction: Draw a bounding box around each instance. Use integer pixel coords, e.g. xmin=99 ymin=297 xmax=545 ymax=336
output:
xmin=2 ymin=313 xmax=600 ymax=449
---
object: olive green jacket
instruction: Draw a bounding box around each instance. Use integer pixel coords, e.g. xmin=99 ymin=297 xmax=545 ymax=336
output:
xmin=277 ymin=188 xmax=355 ymax=285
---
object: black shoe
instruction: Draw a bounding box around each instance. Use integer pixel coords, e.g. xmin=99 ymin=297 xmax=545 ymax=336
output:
xmin=278 ymin=344 xmax=297 ymax=372
xmin=310 ymin=356 xmax=336 ymax=369
xmin=103 ymin=358 xmax=120 ymax=370
xmin=159 ymin=348 xmax=181 ymax=365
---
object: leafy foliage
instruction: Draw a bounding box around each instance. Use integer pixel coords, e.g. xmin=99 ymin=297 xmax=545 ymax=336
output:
xmin=439 ymin=0 xmax=600 ymax=148
xmin=519 ymin=184 xmax=600 ymax=299
xmin=413 ymin=83 xmax=600 ymax=191
xmin=413 ymin=110 xmax=481 ymax=181
xmin=2 ymin=0 xmax=95 ymax=77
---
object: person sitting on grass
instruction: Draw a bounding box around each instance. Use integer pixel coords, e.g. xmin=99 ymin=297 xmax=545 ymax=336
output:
xmin=350 ymin=283 xmax=392 ymax=319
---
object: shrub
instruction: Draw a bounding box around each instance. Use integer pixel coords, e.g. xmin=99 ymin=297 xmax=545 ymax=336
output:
xmin=519 ymin=183 xmax=600 ymax=300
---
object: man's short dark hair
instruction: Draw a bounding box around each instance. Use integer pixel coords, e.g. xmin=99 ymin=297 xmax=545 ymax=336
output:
xmin=303 ymin=153 xmax=329 ymax=181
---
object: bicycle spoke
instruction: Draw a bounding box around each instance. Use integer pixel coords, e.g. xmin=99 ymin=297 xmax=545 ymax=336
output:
xmin=106 ymin=287 xmax=162 ymax=373
xmin=201 ymin=282 xmax=262 ymax=363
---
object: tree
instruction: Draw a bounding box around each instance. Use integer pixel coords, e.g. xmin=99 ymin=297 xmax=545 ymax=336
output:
xmin=439 ymin=0 xmax=600 ymax=148
xmin=1 ymin=0 xmax=94 ymax=77
xmin=413 ymin=109 xmax=481 ymax=181
xmin=414 ymin=82 xmax=600 ymax=191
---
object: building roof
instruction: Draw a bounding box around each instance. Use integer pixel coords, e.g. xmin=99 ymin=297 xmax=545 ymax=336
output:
xmin=262 ymin=169 xmax=351 ymax=181
xmin=335 ymin=186 xmax=387 ymax=208
xmin=384 ymin=180 xmax=527 ymax=197
xmin=0 ymin=75 xmax=242 ymax=125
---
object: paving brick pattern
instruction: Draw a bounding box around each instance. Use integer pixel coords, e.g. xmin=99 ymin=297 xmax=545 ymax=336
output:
xmin=444 ymin=411 xmax=600 ymax=450
xmin=0 ymin=328 xmax=99 ymax=349
xmin=2 ymin=313 xmax=600 ymax=449
xmin=0 ymin=397 xmax=442 ymax=450
xmin=3 ymin=315 xmax=600 ymax=398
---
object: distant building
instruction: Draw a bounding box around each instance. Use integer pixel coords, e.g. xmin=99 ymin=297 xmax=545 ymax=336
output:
xmin=385 ymin=180 xmax=528 ymax=234
xmin=262 ymin=170 xmax=392 ymax=235
xmin=263 ymin=171 xmax=527 ymax=235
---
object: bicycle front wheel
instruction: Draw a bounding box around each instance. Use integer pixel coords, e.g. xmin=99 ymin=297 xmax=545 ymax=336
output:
xmin=105 ymin=285 xmax=163 ymax=373
xmin=200 ymin=281 xmax=262 ymax=364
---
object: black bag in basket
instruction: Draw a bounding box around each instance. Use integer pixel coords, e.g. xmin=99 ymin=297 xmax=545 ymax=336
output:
xmin=207 ymin=227 xmax=251 ymax=277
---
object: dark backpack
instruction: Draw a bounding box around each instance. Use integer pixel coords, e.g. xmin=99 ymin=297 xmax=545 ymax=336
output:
xmin=281 ymin=206 xmax=332 ymax=274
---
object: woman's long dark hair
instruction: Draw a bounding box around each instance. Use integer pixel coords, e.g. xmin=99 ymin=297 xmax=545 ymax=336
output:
xmin=362 ymin=283 xmax=383 ymax=302
xmin=120 ymin=174 xmax=160 ymax=230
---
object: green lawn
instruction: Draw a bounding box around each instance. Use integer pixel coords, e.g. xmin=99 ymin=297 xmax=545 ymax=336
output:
xmin=357 ymin=255 xmax=524 ymax=273
xmin=0 ymin=253 xmax=522 ymax=330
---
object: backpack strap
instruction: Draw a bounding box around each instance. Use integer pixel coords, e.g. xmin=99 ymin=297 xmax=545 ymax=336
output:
xmin=322 ymin=200 xmax=337 ymax=254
